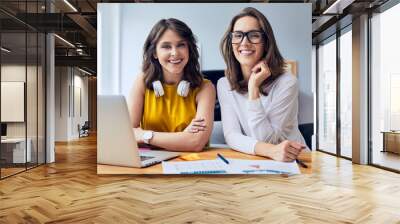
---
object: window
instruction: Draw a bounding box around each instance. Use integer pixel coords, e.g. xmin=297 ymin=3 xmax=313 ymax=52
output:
xmin=339 ymin=27 xmax=352 ymax=158
xmin=370 ymin=2 xmax=400 ymax=171
xmin=317 ymin=35 xmax=337 ymax=154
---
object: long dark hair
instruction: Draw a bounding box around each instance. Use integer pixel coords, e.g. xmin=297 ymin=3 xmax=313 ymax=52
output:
xmin=142 ymin=18 xmax=203 ymax=89
xmin=220 ymin=7 xmax=286 ymax=95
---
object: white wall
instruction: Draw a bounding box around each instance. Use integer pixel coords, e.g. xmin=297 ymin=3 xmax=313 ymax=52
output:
xmin=1 ymin=65 xmax=37 ymax=137
xmin=1 ymin=64 xmax=46 ymax=163
xmin=98 ymin=3 xmax=313 ymax=124
xmin=73 ymin=74 xmax=89 ymax=137
xmin=1 ymin=65 xmax=27 ymax=140
xmin=55 ymin=67 xmax=68 ymax=141
xmin=55 ymin=67 xmax=89 ymax=141
xmin=97 ymin=3 xmax=121 ymax=95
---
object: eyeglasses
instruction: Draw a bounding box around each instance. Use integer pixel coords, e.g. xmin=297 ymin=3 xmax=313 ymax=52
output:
xmin=230 ymin=31 xmax=264 ymax=44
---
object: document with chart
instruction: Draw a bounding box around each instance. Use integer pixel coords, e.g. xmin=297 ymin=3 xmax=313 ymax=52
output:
xmin=225 ymin=159 xmax=301 ymax=174
xmin=162 ymin=159 xmax=300 ymax=175
xmin=162 ymin=160 xmax=229 ymax=174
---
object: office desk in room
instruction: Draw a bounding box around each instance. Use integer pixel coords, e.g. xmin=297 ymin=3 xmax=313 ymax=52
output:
xmin=1 ymin=138 xmax=32 ymax=163
xmin=97 ymin=148 xmax=312 ymax=175
xmin=381 ymin=131 xmax=400 ymax=154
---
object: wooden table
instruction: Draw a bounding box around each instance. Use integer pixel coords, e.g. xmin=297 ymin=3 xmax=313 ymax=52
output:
xmin=97 ymin=148 xmax=312 ymax=175
xmin=381 ymin=131 xmax=400 ymax=154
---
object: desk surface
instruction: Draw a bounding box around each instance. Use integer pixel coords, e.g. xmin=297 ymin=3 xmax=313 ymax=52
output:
xmin=381 ymin=131 xmax=400 ymax=134
xmin=1 ymin=138 xmax=27 ymax=143
xmin=97 ymin=148 xmax=312 ymax=175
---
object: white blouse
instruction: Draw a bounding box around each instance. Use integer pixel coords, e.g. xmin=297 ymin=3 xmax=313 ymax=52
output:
xmin=217 ymin=73 xmax=306 ymax=155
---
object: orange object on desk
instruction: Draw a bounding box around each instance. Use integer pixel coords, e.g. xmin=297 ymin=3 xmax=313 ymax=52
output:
xmin=180 ymin=153 xmax=201 ymax=161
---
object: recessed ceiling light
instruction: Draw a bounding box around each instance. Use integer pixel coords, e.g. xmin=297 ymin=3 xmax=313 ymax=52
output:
xmin=78 ymin=67 xmax=92 ymax=76
xmin=54 ymin=34 xmax=75 ymax=48
xmin=1 ymin=47 xmax=11 ymax=53
xmin=63 ymin=0 xmax=78 ymax=12
xmin=323 ymin=0 xmax=354 ymax=15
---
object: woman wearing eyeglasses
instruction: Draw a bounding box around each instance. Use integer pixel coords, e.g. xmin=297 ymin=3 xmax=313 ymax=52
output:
xmin=218 ymin=7 xmax=306 ymax=162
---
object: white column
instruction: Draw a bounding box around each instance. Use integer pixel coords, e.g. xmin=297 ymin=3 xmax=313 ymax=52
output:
xmin=352 ymin=14 xmax=369 ymax=164
xmin=46 ymin=33 xmax=55 ymax=163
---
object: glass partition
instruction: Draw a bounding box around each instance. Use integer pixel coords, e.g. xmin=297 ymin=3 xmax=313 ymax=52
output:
xmin=370 ymin=3 xmax=400 ymax=171
xmin=1 ymin=30 xmax=28 ymax=177
xmin=38 ymin=32 xmax=45 ymax=165
xmin=317 ymin=35 xmax=337 ymax=155
xmin=27 ymin=30 xmax=38 ymax=169
xmin=0 ymin=1 xmax=46 ymax=179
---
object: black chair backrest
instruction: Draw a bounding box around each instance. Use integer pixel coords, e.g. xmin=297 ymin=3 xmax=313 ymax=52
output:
xmin=82 ymin=121 xmax=90 ymax=129
xmin=202 ymin=70 xmax=224 ymax=121
xmin=298 ymin=123 xmax=313 ymax=149
xmin=202 ymin=70 xmax=225 ymax=121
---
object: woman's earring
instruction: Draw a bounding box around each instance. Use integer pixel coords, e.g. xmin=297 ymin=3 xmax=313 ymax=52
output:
xmin=152 ymin=80 xmax=164 ymax=97
xmin=177 ymin=80 xmax=190 ymax=97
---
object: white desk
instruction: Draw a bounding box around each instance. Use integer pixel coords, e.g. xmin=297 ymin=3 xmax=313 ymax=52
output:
xmin=1 ymin=138 xmax=31 ymax=163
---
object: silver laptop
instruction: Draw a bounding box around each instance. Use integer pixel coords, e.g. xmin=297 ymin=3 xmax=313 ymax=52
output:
xmin=97 ymin=95 xmax=180 ymax=167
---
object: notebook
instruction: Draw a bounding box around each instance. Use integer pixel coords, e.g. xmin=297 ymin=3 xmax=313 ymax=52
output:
xmin=162 ymin=159 xmax=301 ymax=175
xmin=162 ymin=160 xmax=228 ymax=174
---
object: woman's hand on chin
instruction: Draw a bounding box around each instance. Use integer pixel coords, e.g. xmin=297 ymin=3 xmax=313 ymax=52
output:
xmin=248 ymin=60 xmax=271 ymax=90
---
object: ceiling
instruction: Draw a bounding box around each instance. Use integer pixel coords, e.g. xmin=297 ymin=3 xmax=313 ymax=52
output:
xmin=0 ymin=0 xmax=389 ymax=75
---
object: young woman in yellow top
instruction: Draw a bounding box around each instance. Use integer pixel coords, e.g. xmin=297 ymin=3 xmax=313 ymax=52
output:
xmin=128 ymin=18 xmax=216 ymax=152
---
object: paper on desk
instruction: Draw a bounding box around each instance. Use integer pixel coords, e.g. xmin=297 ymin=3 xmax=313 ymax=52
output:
xmin=162 ymin=158 xmax=300 ymax=175
xmin=225 ymin=159 xmax=301 ymax=174
xmin=162 ymin=160 xmax=229 ymax=174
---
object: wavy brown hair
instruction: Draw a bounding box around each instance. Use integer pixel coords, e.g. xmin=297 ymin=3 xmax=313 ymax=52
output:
xmin=142 ymin=18 xmax=203 ymax=89
xmin=220 ymin=7 xmax=286 ymax=95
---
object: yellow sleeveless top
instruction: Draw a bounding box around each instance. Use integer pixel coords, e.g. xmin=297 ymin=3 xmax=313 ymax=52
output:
xmin=141 ymin=79 xmax=210 ymax=132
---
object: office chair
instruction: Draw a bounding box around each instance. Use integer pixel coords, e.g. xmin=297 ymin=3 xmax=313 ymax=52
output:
xmin=203 ymin=70 xmax=225 ymax=144
xmin=202 ymin=70 xmax=225 ymax=121
xmin=79 ymin=121 xmax=90 ymax=138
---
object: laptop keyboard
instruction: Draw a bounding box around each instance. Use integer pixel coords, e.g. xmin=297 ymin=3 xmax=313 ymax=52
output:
xmin=140 ymin=155 xmax=155 ymax=161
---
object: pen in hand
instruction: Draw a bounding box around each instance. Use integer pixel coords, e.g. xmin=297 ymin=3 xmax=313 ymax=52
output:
xmin=296 ymin=159 xmax=308 ymax=168
xmin=294 ymin=144 xmax=307 ymax=168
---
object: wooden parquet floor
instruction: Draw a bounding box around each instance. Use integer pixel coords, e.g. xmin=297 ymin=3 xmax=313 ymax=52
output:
xmin=1 ymin=134 xmax=400 ymax=224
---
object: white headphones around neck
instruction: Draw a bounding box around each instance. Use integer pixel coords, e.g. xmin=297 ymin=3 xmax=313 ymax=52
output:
xmin=152 ymin=80 xmax=190 ymax=97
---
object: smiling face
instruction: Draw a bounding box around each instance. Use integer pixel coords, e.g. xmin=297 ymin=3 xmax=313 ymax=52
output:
xmin=232 ymin=16 xmax=265 ymax=69
xmin=154 ymin=29 xmax=189 ymax=81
